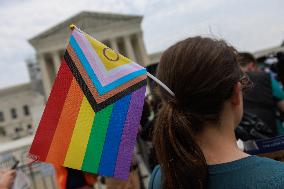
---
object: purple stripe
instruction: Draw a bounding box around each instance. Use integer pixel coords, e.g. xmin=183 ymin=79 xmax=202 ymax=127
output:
xmin=114 ymin=86 xmax=146 ymax=179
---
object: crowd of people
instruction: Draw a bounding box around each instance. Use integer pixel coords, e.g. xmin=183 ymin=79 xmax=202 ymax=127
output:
xmin=143 ymin=37 xmax=284 ymax=189
xmin=139 ymin=50 xmax=284 ymax=175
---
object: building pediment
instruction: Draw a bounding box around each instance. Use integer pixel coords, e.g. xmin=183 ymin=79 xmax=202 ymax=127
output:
xmin=29 ymin=11 xmax=142 ymax=50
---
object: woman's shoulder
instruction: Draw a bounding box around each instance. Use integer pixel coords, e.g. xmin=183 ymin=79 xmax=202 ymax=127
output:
xmin=254 ymin=156 xmax=284 ymax=176
xmin=252 ymin=156 xmax=284 ymax=172
xmin=148 ymin=157 xmax=284 ymax=189
xmin=249 ymin=156 xmax=284 ymax=188
xmin=148 ymin=165 xmax=162 ymax=189
xmin=208 ymin=156 xmax=284 ymax=189
xmin=209 ymin=156 xmax=284 ymax=173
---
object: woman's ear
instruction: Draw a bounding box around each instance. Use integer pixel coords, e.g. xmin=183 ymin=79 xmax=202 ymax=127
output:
xmin=231 ymin=82 xmax=242 ymax=106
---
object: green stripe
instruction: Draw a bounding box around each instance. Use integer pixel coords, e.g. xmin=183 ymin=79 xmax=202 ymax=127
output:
xmin=81 ymin=104 xmax=113 ymax=173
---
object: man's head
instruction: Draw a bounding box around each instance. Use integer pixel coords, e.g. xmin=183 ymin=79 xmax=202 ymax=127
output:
xmin=238 ymin=52 xmax=257 ymax=72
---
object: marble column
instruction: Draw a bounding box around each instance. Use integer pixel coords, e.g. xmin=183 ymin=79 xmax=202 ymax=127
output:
xmin=123 ymin=35 xmax=136 ymax=61
xmin=37 ymin=53 xmax=52 ymax=100
xmin=136 ymin=32 xmax=148 ymax=66
xmin=110 ymin=38 xmax=119 ymax=52
xmin=52 ymin=51 xmax=61 ymax=72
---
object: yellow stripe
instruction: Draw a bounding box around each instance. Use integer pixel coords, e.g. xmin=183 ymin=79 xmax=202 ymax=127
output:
xmin=85 ymin=34 xmax=131 ymax=71
xmin=63 ymin=97 xmax=95 ymax=169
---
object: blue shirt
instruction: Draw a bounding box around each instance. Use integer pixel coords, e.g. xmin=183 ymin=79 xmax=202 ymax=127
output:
xmin=271 ymin=76 xmax=284 ymax=101
xmin=149 ymin=156 xmax=284 ymax=189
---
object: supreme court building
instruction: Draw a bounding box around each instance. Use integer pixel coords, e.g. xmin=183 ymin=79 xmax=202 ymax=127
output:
xmin=29 ymin=11 xmax=156 ymax=99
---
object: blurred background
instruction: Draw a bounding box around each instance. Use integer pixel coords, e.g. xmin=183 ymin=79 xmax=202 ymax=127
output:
xmin=0 ymin=0 xmax=283 ymax=188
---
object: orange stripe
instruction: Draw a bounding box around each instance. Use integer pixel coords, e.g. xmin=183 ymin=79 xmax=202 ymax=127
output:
xmin=46 ymin=78 xmax=84 ymax=165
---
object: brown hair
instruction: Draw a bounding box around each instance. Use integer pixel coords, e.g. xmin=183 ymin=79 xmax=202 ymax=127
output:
xmin=153 ymin=37 xmax=242 ymax=189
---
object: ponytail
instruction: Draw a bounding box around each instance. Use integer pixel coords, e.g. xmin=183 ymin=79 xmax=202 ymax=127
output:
xmin=153 ymin=103 xmax=208 ymax=189
xmin=153 ymin=36 xmax=242 ymax=189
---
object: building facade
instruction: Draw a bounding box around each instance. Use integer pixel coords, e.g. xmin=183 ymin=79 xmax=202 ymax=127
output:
xmin=26 ymin=58 xmax=45 ymax=96
xmin=0 ymin=59 xmax=45 ymax=141
xmin=0 ymin=83 xmax=34 ymax=140
xmin=29 ymin=11 xmax=150 ymax=98
xmin=254 ymin=43 xmax=284 ymax=60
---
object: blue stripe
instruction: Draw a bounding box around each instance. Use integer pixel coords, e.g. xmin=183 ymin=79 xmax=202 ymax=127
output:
xmin=98 ymin=94 xmax=131 ymax=176
xmin=69 ymin=36 xmax=147 ymax=95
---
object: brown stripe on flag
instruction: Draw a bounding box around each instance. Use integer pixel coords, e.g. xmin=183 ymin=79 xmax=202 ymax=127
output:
xmin=64 ymin=51 xmax=147 ymax=112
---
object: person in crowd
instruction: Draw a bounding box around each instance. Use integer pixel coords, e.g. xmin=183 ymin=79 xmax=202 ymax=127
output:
xmin=139 ymin=94 xmax=160 ymax=171
xmin=104 ymin=168 xmax=141 ymax=189
xmin=239 ymin=52 xmax=284 ymax=135
xmin=148 ymin=37 xmax=284 ymax=189
xmin=274 ymin=52 xmax=284 ymax=86
xmin=54 ymin=166 xmax=97 ymax=189
xmin=0 ymin=169 xmax=16 ymax=189
xmin=55 ymin=163 xmax=140 ymax=189
xmin=140 ymin=95 xmax=153 ymax=141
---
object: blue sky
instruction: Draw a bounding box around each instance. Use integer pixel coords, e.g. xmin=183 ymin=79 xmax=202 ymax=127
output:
xmin=0 ymin=0 xmax=283 ymax=89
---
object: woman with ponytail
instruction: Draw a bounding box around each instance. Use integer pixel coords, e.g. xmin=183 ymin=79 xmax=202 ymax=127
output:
xmin=149 ymin=37 xmax=284 ymax=189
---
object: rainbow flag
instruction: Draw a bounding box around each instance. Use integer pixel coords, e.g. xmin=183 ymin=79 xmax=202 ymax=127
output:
xmin=29 ymin=26 xmax=147 ymax=179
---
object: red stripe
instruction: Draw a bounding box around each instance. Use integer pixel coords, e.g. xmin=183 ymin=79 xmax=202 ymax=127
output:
xmin=29 ymin=60 xmax=73 ymax=161
xmin=45 ymin=78 xmax=83 ymax=165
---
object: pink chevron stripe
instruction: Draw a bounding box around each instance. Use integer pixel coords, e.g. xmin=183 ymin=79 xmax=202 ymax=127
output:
xmin=72 ymin=30 xmax=143 ymax=87
xmin=73 ymin=30 xmax=143 ymax=83
xmin=72 ymin=31 xmax=105 ymax=85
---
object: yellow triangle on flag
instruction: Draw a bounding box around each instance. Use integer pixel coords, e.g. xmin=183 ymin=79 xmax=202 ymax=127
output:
xmin=85 ymin=34 xmax=132 ymax=71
